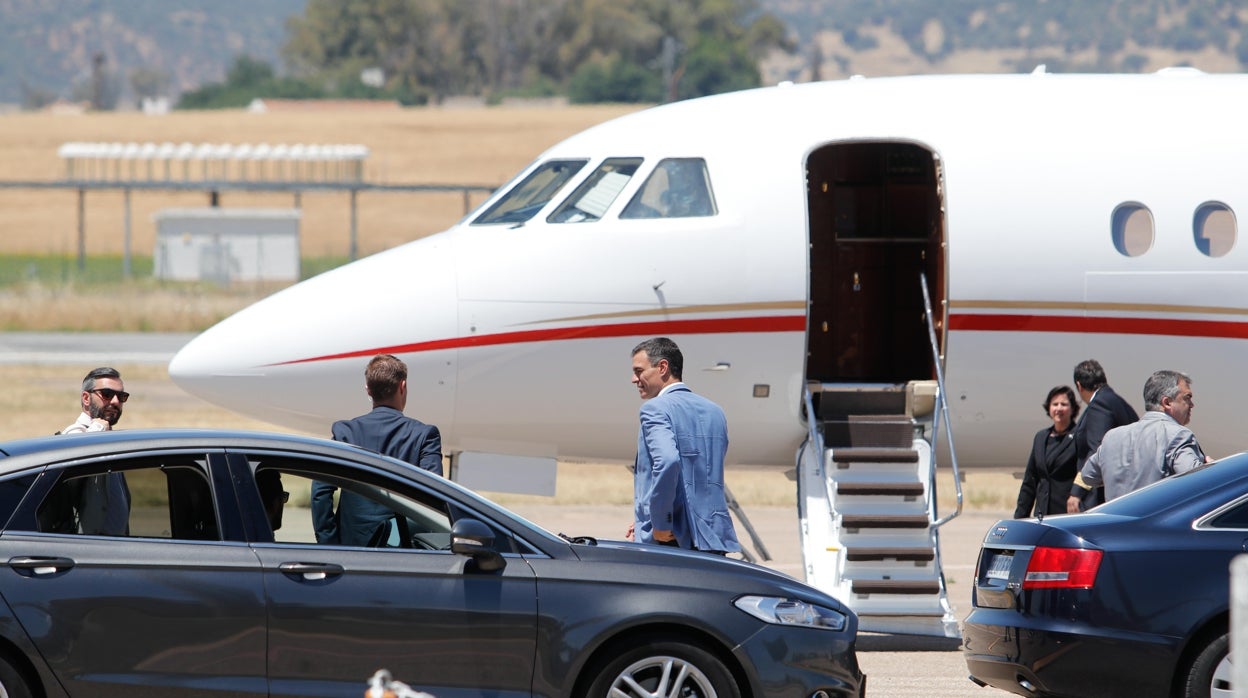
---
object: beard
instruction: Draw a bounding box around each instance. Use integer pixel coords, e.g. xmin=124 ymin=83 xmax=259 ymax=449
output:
xmin=89 ymin=401 xmax=122 ymax=426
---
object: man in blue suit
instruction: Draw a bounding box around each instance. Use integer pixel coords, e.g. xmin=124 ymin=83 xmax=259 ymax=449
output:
xmin=628 ymin=337 xmax=741 ymax=555
xmin=312 ymin=354 xmax=443 ymax=546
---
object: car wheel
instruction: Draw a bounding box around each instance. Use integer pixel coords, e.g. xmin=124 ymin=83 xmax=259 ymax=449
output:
xmin=585 ymin=640 xmax=739 ymax=698
xmin=0 ymin=653 xmax=32 ymax=698
xmin=1183 ymin=632 xmax=1231 ymax=698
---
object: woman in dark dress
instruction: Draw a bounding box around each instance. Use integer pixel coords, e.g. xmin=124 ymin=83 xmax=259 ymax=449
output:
xmin=1014 ymin=385 xmax=1080 ymax=518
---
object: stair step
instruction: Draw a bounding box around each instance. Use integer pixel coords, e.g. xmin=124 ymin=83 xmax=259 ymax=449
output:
xmin=842 ymin=514 xmax=930 ymax=529
xmin=824 ymin=414 xmax=915 ymax=449
xmin=852 ymin=579 xmax=942 ymax=595
xmin=846 ymin=547 xmax=934 ymax=562
xmin=838 ymin=481 xmax=925 ymax=497
xmin=831 ymin=447 xmax=919 ymax=464
xmin=814 ymin=386 xmax=907 ymax=418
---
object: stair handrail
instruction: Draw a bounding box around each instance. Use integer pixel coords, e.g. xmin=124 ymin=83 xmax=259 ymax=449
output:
xmin=920 ymin=271 xmax=963 ymax=527
xmin=802 ymin=383 xmax=834 ymax=506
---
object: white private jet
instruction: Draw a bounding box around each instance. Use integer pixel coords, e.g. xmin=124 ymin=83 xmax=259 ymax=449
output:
xmin=170 ymin=68 xmax=1248 ymax=636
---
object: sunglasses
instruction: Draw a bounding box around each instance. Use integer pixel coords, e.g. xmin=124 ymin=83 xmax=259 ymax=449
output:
xmin=90 ymin=388 xmax=130 ymax=403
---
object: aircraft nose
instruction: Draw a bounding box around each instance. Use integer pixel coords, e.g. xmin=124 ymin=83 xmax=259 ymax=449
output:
xmin=169 ymin=236 xmax=458 ymax=434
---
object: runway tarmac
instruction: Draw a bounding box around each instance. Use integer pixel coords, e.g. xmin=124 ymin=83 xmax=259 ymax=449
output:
xmin=0 ymin=332 xmax=195 ymax=365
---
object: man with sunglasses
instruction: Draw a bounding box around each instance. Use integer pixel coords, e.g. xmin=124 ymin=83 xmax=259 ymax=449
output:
xmin=56 ymin=367 xmax=132 ymax=534
xmin=63 ymin=367 xmax=129 ymax=434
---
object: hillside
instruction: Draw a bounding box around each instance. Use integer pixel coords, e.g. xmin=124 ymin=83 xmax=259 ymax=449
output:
xmin=1 ymin=0 xmax=1245 ymax=109
xmin=760 ymin=0 xmax=1248 ymax=79
xmin=0 ymin=0 xmax=305 ymax=107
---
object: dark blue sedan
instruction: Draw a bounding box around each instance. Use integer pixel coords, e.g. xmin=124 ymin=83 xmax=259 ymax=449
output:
xmin=0 ymin=429 xmax=864 ymax=698
xmin=963 ymin=453 xmax=1246 ymax=698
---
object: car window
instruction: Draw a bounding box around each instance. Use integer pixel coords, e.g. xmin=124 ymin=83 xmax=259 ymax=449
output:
xmin=271 ymin=468 xmax=453 ymax=550
xmin=472 ymin=159 xmax=588 ymax=225
xmin=620 ymin=157 xmax=717 ymax=219
xmin=237 ymin=454 xmax=531 ymax=556
xmin=239 ymin=454 xmax=530 ymax=554
xmin=26 ymin=456 xmax=218 ymax=540
xmin=0 ymin=472 xmax=38 ymax=530
xmin=1207 ymin=497 xmax=1248 ymax=528
xmin=547 ymin=157 xmax=643 ymax=223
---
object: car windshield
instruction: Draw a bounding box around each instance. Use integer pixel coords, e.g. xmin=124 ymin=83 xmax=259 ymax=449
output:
xmin=473 ymin=159 xmax=587 ymax=225
xmin=1093 ymin=453 xmax=1248 ymax=517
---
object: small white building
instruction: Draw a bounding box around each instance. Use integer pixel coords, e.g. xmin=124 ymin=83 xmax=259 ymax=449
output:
xmin=153 ymin=208 xmax=301 ymax=283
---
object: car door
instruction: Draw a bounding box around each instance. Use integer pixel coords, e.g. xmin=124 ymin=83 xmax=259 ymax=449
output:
xmin=0 ymin=451 xmax=267 ymax=698
xmin=229 ymin=452 xmax=540 ymax=698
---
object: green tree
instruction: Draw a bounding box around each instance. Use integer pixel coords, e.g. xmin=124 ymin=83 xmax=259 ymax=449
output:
xmin=281 ymin=0 xmax=791 ymax=103
xmin=568 ymin=56 xmax=663 ymax=103
xmin=678 ymin=36 xmax=758 ymax=99
xmin=177 ymin=55 xmax=326 ymax=109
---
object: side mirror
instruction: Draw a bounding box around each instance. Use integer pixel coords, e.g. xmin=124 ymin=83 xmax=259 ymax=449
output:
xmin=450 ymin=518 xmax=506 ymax=572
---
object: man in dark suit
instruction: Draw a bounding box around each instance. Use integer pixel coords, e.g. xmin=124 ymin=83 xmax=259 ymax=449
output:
xmin=1067 ymin=359 xmax=1139 ymax=511
xmin=312 ymin=354 xmax=443 ymax=546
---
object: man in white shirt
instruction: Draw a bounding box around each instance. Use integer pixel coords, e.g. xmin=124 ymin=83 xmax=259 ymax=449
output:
xmin=58 ymin=367 xmax=131 ymax=534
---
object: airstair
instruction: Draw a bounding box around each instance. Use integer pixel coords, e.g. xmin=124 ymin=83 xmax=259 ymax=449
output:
xmin=796 ymin=275 xmax=963 ymax=638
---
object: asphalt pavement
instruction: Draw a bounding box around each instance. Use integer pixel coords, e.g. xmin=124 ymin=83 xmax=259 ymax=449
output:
xmin=0 ymin=331 xmax=195 ymax=365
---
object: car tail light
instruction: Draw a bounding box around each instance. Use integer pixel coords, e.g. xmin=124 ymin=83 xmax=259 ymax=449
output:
xmin=1022 ymin=547 xmax=1102 ymax=589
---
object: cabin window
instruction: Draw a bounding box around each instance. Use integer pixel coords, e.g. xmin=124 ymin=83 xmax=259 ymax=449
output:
xmin=1111 ymin=203 xmax=1154 ymax=257
xmin=1194 ymin=202 xmax=1236 ymax=258
xmin=472 ymin=159 xmax=587 ymax=225
xmin=547 ymin=158 xmax=643 ymax=223
xmin=620 ymin=158 xmax=717 ymax=219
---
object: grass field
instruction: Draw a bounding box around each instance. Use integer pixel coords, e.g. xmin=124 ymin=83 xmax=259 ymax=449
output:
xmin=0 ymin=104 xmax=641 ymax=330
xmin=0 ymin=105 xmax=640 ymax=258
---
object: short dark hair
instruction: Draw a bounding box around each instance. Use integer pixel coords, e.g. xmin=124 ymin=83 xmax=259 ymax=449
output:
xmin=1072 ymin=360 xmax=1107 ymax=391
xmin=631 ymin=337 xmax=683 ymax=380
xmin=366 ymin=354 xmax=407 ymax=401
xmin=82 ymin=367 xmax=121 ymax=392
xmin=1042 ymin=385 xmax=1080 ymax=422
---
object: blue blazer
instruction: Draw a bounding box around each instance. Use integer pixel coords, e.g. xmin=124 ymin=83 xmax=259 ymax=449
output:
xmin=312 ymin=406 xmax=443 ymax=546
xmin=634 ymin=384 xmax=741 ymax=553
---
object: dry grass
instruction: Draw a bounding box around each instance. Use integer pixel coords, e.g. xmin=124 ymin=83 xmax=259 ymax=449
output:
xmin=0 ymin=281 xmax=276 ymax=331
xmin=0 ymin=104 xmax=642 ymax=331
xmin=0 ymin=105 xmax=641 ymax=258
xmin=3 ymin=364 xmax=297 ymax=441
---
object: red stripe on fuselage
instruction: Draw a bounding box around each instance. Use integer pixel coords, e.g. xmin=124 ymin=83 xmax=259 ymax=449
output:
xmin=271 ymin=312 xmax=1248 ymax=367
xmin=269 ymin=315 xmax=807 ymax=366
xmin=949 ymin=314 xmax=1248 ymax=339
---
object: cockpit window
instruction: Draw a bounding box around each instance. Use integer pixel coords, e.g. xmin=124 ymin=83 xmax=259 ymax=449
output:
xmin=547 ymin=158 xmax=643 ymax=223
xmin=621 ymin=158 xmax=717 ymax=219
xmin=473 ymin=159 xmax=587 ymax=225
